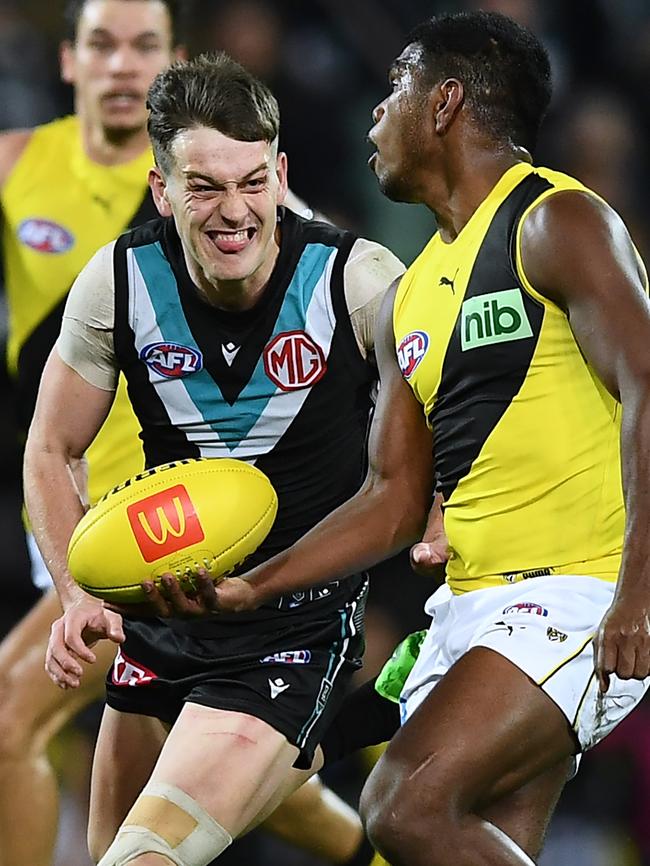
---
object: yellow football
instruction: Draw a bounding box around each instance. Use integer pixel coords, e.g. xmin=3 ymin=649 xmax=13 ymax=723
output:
xmin=67 ymin=457 xmax=278 ymax=603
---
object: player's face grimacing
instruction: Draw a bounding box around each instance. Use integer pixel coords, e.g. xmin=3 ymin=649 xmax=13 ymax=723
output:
xmin=151 ymin=126 xmax=288 ymax=303
xmin=60 ymin=0 xmax=175 ymax=138
xmin=368 ymin=43 xmax=429 ymax=203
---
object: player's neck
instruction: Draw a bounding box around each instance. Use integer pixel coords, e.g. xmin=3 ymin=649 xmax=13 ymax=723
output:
xmin=188 ymin=235 xmax=281 ymax=313
xmin=80 ymin=119 xmax=150 ymax=167
xmin=433 ymin=143 xmax=526 ymax=244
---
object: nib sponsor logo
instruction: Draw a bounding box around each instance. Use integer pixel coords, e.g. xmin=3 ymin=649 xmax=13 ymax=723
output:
xmin=461 ymin=289 xmax=533 ymax=351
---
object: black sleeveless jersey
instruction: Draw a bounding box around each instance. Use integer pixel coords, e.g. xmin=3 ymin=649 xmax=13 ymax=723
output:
xmin=113 ymin=207 xmax=374 ymax=624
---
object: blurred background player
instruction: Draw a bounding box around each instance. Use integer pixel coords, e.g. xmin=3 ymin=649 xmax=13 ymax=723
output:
xmin=0 ymin=3 xmax=378 ymax=865
xmin=0 ymin=2 xmax=179 ymax=862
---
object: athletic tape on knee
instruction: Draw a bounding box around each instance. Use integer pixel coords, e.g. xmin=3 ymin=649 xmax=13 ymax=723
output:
xmin=97 ymin=782 xmax=232 ymax=866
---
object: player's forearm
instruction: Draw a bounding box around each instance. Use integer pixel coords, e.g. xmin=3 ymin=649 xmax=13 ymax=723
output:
xmin=616 ymin=385 xmax=650 ymax=600
xmin=244 ymin=478 xmax=427 ymax=605
xmin=23 ymin=442 xmax=87 ymax=609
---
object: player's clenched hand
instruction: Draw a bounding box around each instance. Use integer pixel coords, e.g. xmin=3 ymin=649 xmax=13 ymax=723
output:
xmin=107 ymin=570 xmax=223 ymax=618
xmin=141 ymin=571 xmax=223 ymax=617
xmin=46 ymin=596 xmax=124 ymax=689
xmin=410 ymin=492 xmax=449 ymax=576
xmin=594 ymin=596 xmax=650 ymax=692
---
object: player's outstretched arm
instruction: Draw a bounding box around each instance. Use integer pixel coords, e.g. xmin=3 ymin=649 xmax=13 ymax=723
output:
xmin=24 ymin=349 xmax=124 ymax=689
xmin=520 ymin=190 xmax=650 ymax=692
xmin=215 ymin=278 xmax=436 ymax=612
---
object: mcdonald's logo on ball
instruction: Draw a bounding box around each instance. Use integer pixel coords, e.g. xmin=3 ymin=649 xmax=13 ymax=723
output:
xmin=66 ymin=458 xmax=278 ymax=604
xmin=126 ymin=484 xmax=205 ymax=562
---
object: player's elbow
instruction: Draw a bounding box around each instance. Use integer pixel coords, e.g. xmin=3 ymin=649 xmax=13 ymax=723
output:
xmin=361 ymin=473 xmax=430 ymax=550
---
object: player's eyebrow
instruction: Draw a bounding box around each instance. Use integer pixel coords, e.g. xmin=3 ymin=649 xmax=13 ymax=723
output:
xmin=85 ymin=27 xmax=163 ymax=41
xmin=184 ymin=163 xmax=269 ymax=185
xmin=389 ymin=58 xmax=409 ymax=76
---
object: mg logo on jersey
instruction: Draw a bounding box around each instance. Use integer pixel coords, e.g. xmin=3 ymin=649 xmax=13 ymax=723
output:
xmin=461 ymin=289 xmax=533 ymax=351
xmin=140 ymin=342 xmax=203 ymax=378
xmin=18 ymin=218 xmax=74 ymax=253
xmin=126 ymin=484 xmax=205 ymax=562
xmin=112 ymin=648 xmax=158 ymax=686
xmin=503 ymin=602 xmax=549 ymax=617
xmin=397 ymin=331 xmax=429 ymax=378
xmin=264 ymin=331 xmax=327 ymax=391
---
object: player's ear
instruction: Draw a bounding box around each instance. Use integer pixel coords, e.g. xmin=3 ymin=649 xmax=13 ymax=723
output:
xmin=59 ymin=40 xmax=75 ymax=85
xmin=275 ymin=151 xmax=288 ymax=205
xmin=148 ymin=167 xmax=172 ymax=217
xmin=173 ymin=43 xmax=189 ymax=62
xmin=434 ymin=78 xmax=464 ymax=134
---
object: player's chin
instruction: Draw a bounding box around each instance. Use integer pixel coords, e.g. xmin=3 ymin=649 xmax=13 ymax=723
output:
xmin=205 ymin=253 xmax=257 ymax=284
xmin=376 ymin=171 xmax=416 ymax=204
xmin=102 ymin=118 xmax=146 ymax=142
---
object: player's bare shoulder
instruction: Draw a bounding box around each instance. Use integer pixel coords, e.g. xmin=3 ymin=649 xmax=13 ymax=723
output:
xmin=0 ymin=129 xmax=33 ymax=188
xmin=344 ymin=238 xmax=405 ymax=357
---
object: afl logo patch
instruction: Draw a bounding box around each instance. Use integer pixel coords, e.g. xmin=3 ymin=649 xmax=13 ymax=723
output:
xmin=503 ymin=602 xmax=548 ymax=617
xmin=140 ymin=342 xmax=203 ymax=378
xmin=264 ymin=331 xmax=326 ymax=391
xmin=18 ymin=218 xmax=74 ymax=254
xmin=397 ymin=331 xmax=429 ymax=378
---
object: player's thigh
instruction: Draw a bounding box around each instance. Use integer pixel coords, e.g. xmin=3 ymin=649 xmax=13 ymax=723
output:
xmin=147 ymin=701 xmax=300 ymax=837
xmin=0 ymin=590 xmax=112 ymax=750
xmin=88 ymin=705 xmax=169 ymax=860
xmin=241 ymin=747 xmax=323 ymax=833
xmin=362 ymin=646 xmax=576 ymax=829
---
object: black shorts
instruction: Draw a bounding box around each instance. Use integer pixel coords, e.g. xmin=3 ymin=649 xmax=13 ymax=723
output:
xmin=105 ymin=581 xmax=367 ymax=768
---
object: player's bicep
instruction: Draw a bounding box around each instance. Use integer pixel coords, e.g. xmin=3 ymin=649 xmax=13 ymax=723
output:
xmin=364 ymin=280 xmax=434 ymax=515
xmin=57 ymin=240 xmax=119 ymax=389
xmin=521 ymin=191 xmax=650 ymax=399
xmin=28 ymin=348 xmax=115 ymax=461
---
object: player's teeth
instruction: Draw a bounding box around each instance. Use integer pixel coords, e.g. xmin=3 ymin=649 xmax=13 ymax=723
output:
xmin=215 ymin=231 xmax=248 ymax=242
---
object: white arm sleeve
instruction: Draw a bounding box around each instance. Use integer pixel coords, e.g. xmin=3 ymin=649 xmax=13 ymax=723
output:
xmin=343 ymin=239 xmax=405 ymax=358
xmin=55 ymin=241 xmax=119 ymax=391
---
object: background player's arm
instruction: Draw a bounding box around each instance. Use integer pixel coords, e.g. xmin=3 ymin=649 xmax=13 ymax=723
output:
xmin=216 ymin=278 xmax=435 ymax=611
xmin=520 ymin=190 xmax=650 ymax=689
xmin=23 ymin=246 xmax=125 ymax=688
xmin=23 ymin=350 xmax=114 ymax=610
xmin=0 ymin=129 xmax=32 ymax=186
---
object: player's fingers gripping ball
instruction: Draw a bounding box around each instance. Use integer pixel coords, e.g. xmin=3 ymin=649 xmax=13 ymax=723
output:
xmin=67 ymin=458 xmax=278 ymax=603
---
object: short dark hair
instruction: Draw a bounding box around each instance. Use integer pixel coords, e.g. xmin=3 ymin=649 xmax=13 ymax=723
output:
xmin=147 ymin=52 xmax=280 ymax=173
xmin=408 ymin=11 xmax=552 ymax=151
xmin=63 ymin=0 xmax=183 ymax=47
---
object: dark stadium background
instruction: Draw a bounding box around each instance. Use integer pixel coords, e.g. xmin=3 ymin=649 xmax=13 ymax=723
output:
xmin=1 ymin=1 xmax=649 ymax=864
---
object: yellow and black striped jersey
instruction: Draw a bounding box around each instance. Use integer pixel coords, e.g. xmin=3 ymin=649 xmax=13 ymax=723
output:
xmin=394 ymin=162 xmax=637 ymax=593
xmin=2 ymin=115 xmax=156 ymax=503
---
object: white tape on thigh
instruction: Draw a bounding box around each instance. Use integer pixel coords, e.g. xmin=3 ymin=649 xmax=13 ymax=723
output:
xmin=97 ymin=782 xmax=232 ymax=866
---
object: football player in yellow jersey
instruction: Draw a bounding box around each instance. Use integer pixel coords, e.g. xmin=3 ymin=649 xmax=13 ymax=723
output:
xmin=0 ymin=3 xmax=376 ymax=866
xmin=208 ymin=10 xmax=650 ymax=866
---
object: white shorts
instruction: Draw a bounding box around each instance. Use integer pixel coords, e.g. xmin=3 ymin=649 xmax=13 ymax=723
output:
xmin=26 ymin=532 xmax=53 ymax=591
xmin=400 ymin=574 xmax=650 ymax=752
